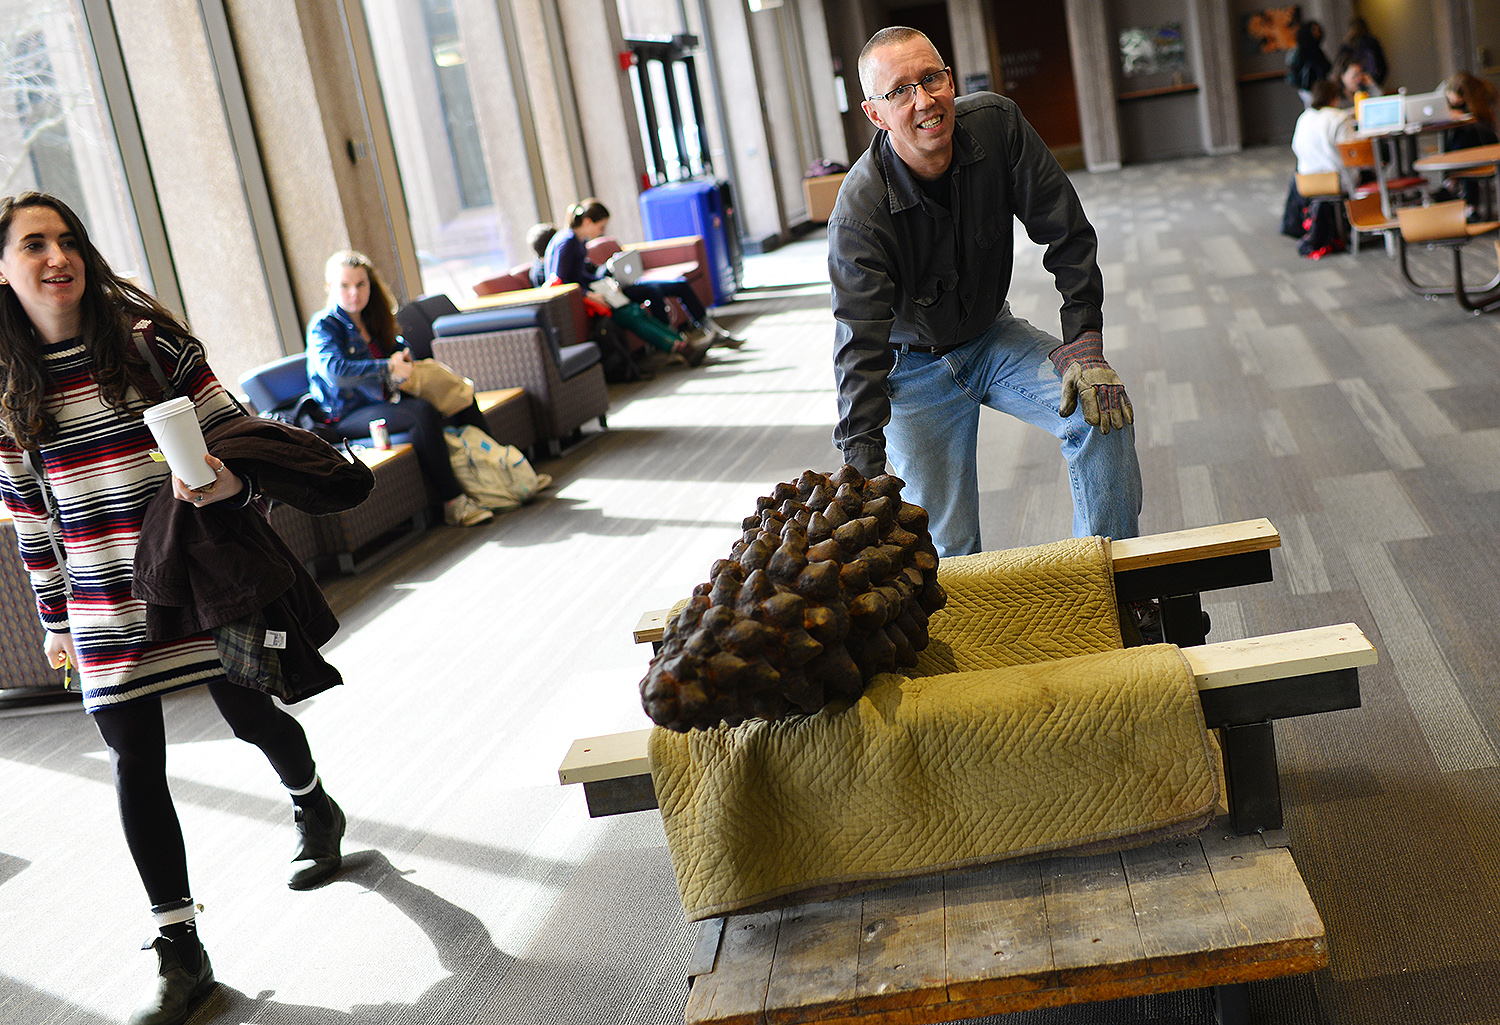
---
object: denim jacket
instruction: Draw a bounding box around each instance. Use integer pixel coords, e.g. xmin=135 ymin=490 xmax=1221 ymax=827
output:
xmin=828 ymin=92 xmax=1104 ymax=475
xmin=306 ymin=304 xmax=404 ymax=422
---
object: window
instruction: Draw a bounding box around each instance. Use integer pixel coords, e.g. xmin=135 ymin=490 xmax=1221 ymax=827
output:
xmin=0 ymin=0 xmax=153 ymax=288
xmin=362 ymin=0 xmax=501 ymax=296
xmin=420 ymin=0 xmax=490 ymax=209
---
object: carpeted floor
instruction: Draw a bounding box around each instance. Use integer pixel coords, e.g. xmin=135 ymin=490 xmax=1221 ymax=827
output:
xmin=3 ymin=145 xmax=1500 ymax=1024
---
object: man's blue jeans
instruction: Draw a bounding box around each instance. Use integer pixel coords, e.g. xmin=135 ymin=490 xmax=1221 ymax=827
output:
xmin=884 ymin=310 xmax=1142 ymax=557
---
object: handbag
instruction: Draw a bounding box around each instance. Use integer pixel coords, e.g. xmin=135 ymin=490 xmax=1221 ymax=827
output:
xmin=399 ymin=358 xmax=475 ymax=417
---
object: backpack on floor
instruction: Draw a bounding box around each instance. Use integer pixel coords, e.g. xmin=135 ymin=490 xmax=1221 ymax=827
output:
xmin=444 ymin=425 xmax=547 ymax=512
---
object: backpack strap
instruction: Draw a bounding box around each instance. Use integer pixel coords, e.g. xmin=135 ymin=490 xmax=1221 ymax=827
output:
xmin=132 ymin=321 xmax=176 ymax=401
xmin=21 ymin=448 xmax=71 ymax=598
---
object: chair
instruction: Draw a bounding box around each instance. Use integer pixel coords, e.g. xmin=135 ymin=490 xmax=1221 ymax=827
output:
xmin=1446 ymin=164 xmax=1499 ymax=222
xmin=238 ymin=352 xmax=314 ymax=417
xmin=425 ymin=286 xmax=609 ymax=457
xmin=237 ymin=352 xmax=431 ymax=573
xmin=395 ymin=294 xmax=468 ymax=360
xmin=582 ymin=235 xmax=714 ymax=354
xmin=1294 ymin=172 xmax=1347 ymax=247
xmin=1395 ymin=200 xmax=1500 ymax=311
xmin=473 ymin=264 xmax=536 ymax=297
xmin=1344 ymin=193 xmax=1398 ymax=255
xmin=1336 ymin=140 xmax=1429 ymax=213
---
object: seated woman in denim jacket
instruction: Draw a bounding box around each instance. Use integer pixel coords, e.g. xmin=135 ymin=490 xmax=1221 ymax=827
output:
xmin=305 ymin=250 xmax=492 ymax=527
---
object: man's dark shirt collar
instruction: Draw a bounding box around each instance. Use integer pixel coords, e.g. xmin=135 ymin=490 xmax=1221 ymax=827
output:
xmin=876 ymin=116 xmax=987 ymax=215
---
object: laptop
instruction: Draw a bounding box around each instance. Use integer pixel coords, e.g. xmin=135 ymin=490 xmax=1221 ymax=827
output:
xmin=1356 ymin=94 xmax=1405 ymax=133
xmin=605 ymin=249 xmax=644 ymax=285
xmin=1402 ymin=90 xmax=1450 ymax=127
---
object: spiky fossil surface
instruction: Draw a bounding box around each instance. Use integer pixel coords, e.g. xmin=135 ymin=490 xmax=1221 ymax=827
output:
xmin=640 ymin=466 xmax=946 ymax=732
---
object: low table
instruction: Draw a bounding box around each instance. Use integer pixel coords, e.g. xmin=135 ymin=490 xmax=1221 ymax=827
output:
xmin=685 ymin=817 xmax=1323 ymax=1025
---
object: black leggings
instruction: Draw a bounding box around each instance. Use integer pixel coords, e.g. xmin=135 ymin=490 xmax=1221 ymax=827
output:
xmin=334 ymin=396 xmax=488 ymax=502
xmin=92 ymin=681 xmax=316 ymax=906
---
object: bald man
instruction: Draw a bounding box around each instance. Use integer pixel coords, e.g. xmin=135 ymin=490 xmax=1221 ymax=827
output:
xmin=828 ymin=26 xmax=1142 ymax=560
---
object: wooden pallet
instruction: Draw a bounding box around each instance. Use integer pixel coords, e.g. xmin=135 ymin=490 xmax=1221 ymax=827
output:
xmin=684 ymin=818 xmax=1323 ymax=1025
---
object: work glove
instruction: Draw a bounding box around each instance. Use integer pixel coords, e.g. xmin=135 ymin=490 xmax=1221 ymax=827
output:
xmin=1049 ymin=332 xmax=1133 ymax=435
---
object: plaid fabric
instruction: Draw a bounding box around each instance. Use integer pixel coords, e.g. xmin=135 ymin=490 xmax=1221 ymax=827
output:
xmin=212 ymin=609 xmax=285 ymax=696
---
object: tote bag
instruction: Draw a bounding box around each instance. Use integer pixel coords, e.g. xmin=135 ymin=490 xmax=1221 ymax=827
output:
xmin=400 ymin=358 xmax=475 ymax=417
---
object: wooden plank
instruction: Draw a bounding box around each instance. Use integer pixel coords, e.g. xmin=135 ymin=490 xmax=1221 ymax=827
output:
xmin=635 ymin=607 xmax=670 ymax=644
xmin=686 ymin=909 xmax=782 ymax=1025
xmin=698 ymin=827 xmax=1331 ymax=1025
xmin=557 ymin=729 xmax=652 ymax=784
xmin=1201 ymin=826 xmax=1327 ymax=964
xmin=1187 ymin=624 xmax=1376 ymax=690
xmin=635 ymin=520 xmax=1283 ymax=645
xmin=942 ymin=860 xmax=1055 ymax=1001
xmin=1041 ymin=852 xmax=1144 ymax=987
xmin=349 ymin=442 xmax=413 ymax=469
xmin=855 ymin=875 xmax=948 ymax=1012
xmin=913 ymin=953 xmax=1329 ymax=1020
xmin=559 ymin=624 xmax=1375 ymax=788
xmin=459 ymin=282 xmax=578 ymax=311
xmin=1120 ymin=837 xmax=1240 ymax=971
xmin=763 ymin=893 xmax=863 ymax=1023
xmin=1108 ymin=518 xmax=1280 ymax=571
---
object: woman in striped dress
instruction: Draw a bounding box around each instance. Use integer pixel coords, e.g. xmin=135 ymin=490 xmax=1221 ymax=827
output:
xmin=0 ymin=192 xmax=344 ymax=1025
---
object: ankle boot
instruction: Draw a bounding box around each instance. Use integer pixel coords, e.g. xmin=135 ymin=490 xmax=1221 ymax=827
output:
xmin=128 ymin=936 xmax=215 ymax=1025
xmin=289 ymin=796 xmax=345 ymax=890
xmin=703 ymin=316 xmax=746 ymax=347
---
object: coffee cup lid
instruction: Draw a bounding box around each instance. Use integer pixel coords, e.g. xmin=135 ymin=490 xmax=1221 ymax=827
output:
xmin=142 ymin=396 xmax=196 ymax=423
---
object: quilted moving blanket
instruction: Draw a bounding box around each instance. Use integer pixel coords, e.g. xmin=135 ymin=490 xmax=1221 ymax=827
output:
xmin=650 ymin=538 xmax=1221 ymax=921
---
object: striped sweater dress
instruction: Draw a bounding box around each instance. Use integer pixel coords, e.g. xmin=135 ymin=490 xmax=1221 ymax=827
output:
xmin=0 ymin=326 xmax=244 ymax=712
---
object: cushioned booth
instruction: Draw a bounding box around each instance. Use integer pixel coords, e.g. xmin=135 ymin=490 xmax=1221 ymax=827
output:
xmin=426 ymin=288 xmax=609 ymax=458
xmin=237 ymin=352 xmax=537 ymax=572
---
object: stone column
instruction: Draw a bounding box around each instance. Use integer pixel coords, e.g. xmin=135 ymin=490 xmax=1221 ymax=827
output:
xmin=453 ymin=0 xmax=548 ymax=262
xmin=1192 ymin=0 xmax=1241 ymax=155
xmin=556 ymin=0 xmax=650 ymax=242
xmin=946 ymin=0 xmax=995 ymax=93
xmin=111 ymin=0 xmax=285 ymax=380
xmin=1063 ymin=0 xmax=1120 ymax=171
xmin=228 ymin=0 xmax=414 ymax=315
xmin=698 ymin=0 xmax=782 ymax=247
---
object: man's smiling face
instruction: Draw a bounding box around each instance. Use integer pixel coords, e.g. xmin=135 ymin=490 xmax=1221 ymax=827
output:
xmin=860 ymin=36 xmax=956 ymax=179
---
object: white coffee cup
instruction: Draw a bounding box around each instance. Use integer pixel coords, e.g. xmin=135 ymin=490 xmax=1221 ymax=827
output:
xmin=141 ymin=397 xmax=215 ymax=490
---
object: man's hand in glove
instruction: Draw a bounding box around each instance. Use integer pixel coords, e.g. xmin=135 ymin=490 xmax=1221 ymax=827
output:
xmin=1049 ymin=331 xmax=1134 ymax=434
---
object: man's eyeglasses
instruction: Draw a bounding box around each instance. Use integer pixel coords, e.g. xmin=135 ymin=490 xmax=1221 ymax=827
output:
xmin=867 ymin=67 xmax=952 ymax=107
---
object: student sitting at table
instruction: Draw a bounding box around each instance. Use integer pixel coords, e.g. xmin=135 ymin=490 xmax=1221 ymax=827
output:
xmin=1337 ymin=58 xmax=1382 ymax=109
xmin=1289 ymin=80 xmax=1352 ymax=258
xmin=1443 ymin=72 xmax=1498 ymax=150
xmin=1439 ymin=73 xmax=1498 ymax=218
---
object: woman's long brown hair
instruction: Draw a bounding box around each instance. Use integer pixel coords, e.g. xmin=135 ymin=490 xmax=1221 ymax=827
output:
xmin=325 ymin=250 xmax=399 ymax=357
xmin=0 ymin=191 xmax=196 ymax=449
